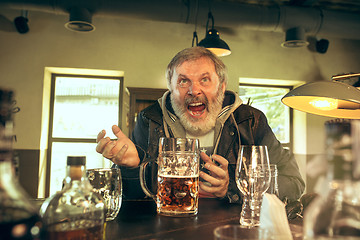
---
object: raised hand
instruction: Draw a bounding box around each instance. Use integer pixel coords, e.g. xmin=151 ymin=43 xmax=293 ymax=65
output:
xmin=96 ymin=125 xmax=140 ymax=167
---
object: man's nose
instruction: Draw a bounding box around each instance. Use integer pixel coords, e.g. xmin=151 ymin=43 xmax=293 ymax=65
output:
xmin=188 ymin=82 xmax=202 ymax=95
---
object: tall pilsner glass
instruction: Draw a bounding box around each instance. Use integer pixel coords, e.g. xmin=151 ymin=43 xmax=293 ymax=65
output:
xmin=236 ymin=145 xmax=271 ymax=227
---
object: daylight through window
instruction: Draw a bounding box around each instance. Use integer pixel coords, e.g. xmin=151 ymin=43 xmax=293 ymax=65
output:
xmin=47 ymin=74 xmax=123 ymax=196
xmin=239 ymin=83 xmax=292 ymax=147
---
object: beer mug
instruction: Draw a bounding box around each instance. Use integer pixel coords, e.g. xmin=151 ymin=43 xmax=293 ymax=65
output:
xmin=140 ymin=137 xmax=200 ymax=217
xmin=86 ymin=168 xmax=122 ymax=221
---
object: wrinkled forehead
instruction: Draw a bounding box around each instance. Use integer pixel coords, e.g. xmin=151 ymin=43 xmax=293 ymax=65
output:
xmin=173 ymin=57 xmax=216 ymax=77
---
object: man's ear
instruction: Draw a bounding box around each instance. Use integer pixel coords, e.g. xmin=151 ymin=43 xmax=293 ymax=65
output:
xmin=167 ymin=79 xmax=172 ymax=92
xmin=221 ymin=82 xmax=226 ymax=93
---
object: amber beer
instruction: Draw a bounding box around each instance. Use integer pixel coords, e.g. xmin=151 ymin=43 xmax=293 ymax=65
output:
xmin=45 ymin=221 xmax=103 ymax=240
xmin=140 ymin=138 xmax=200 ymax=217
xmin=157 ymin=174 xmax=199 ymax=216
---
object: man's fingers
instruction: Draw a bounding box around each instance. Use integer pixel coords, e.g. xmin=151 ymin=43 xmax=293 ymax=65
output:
xmin=102 ymin=141 xmax=116 ymax=159
xmin=112 ymin=144 xmax=128 ymax=165
xmin=112 ymin=125 xmax=126 ymax=139
xmin=200 ymin=172 xmax=221 ymax=187
xmin=96 ymin=137 xmax=110 ymax=153
xmin=200 ymin=153 xmax=228 ymax=170
xmin=198 ymin=153 xmax=229 ymax=198
xmin=212 ymin=155 xmax=229 ymax=170
xmin=201 ymin=154 xmax=228 ymax=178
xmin=95 ymin=126 xmax=140 ymax=168
xmin=199 ymin=181 xmax=225 ymax=197
xmin=199 ymin=181 xmax=219 ymax=192
xmin=200 ymin=152 xmax=212 ymax=163
xmin=96 ymin=130 xmax=106 ymax=143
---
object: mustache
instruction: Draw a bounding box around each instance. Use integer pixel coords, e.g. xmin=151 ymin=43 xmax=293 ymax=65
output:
xmin=184 ymin=95 xmax=208 ymax=106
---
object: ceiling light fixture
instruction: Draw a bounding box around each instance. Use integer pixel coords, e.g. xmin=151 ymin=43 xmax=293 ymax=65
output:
xmin=65 ymin=7 xmax=95 ymax=32
xmin=281 ymin=73 xmax=360 ymax=119
xmin=198 ymin=11 xmax=231 ymax=57
xmin=281 ymin=27 xmax=309 ymax=48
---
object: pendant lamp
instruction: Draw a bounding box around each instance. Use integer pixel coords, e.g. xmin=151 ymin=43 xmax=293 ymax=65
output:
xmin=281 ymin=74 xmax=360 ymax=119
xmin=65 ymin=7 xmax=95 ymax=32
xmin=198 ymin=11 xmax=231 ymax=57
xmin=281 ymin=27 xmax=309 ymax=48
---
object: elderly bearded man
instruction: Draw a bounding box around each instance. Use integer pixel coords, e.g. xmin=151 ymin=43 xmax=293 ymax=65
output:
xmin=96 ymin=47 xmax=305 ymax=203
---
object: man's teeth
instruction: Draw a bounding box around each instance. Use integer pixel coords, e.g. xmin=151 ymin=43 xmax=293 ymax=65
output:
xmin=189 ymin=102 xmax=203 ymax=106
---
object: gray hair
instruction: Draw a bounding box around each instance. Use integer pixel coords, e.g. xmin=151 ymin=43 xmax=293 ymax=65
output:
xmin=166 ymin=47 xmax=228 ymax=89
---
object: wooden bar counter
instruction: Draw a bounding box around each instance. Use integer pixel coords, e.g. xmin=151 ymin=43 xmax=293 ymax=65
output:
xmin=105 ymin=198 xmax=303 ymax=240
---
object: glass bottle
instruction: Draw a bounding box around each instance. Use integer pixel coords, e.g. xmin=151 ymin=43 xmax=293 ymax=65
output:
xmin=0 ymin=88 xmax=44 ymax=239
xmin=303 ymin=119 xmax=360 ymax=239
xmin=40 ymin=156 xmax=105 ymax=240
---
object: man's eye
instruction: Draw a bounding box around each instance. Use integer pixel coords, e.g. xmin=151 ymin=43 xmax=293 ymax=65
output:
xmin=179 ymin=79 xmax=190 ymax=87
xmin=201 ymin=78 xmax=210 ymax=84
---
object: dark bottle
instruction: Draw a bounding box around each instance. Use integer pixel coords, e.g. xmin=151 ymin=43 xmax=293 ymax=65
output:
xmin=40 ymin=156 xmax=105 ymax=240
xmin=0 ymin=88 xmax=44 ymax=240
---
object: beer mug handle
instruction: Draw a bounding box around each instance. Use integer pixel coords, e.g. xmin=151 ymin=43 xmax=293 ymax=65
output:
xmin=139 ymin=160 xmax=156 ymax=200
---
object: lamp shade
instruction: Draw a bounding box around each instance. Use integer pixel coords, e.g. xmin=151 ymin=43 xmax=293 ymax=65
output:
xmin=281 ymin=81 xmax=360 ymax=119
xmin=281 ymin=27 xmax=309 ymax=48
xmin=198 ymin=29 xmax=231 ymax=57
xmin=65 ymin=7 xmax=95 ymax=32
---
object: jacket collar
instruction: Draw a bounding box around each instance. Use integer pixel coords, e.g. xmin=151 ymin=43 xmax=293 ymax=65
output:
xmin=157 ymin=90 xmax=243 ymax=138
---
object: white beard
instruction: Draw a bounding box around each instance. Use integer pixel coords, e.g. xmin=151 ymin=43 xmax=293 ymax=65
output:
xmin=170 ymin=89 xmax=225 ymax=136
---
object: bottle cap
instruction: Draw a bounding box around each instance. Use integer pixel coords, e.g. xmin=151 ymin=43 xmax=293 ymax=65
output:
xmin=67 ymin=156 xmax=86 ymax=166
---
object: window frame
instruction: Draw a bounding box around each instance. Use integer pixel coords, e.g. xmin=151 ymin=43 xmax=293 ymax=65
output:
xmin=239 ymin=83 xmax=294 ymax=151
xmin=45 ymin=73 xmax=123 ymax=196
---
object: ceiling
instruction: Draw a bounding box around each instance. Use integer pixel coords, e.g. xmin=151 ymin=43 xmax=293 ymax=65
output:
xmin=220 ymin=0 xmax=360 ymax=13
xmin=211 ymin=0 xmax=360 ymax=41
xmin=1 ymin=0 xmax=360 ymax=40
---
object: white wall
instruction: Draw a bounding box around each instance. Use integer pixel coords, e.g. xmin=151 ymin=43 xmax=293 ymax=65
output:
xmin=0 ymin=8 xmax=359 ymax=157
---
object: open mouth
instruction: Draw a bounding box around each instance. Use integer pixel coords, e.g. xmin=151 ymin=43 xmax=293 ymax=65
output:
xmin=188 ymin=102 xmax=206 ymax=116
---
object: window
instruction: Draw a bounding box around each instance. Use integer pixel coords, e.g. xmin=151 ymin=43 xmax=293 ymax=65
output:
xmin=239 ymin=81 xmax=293 ymax=149
xmin=46 ymin=74 xmax=123 ymax=196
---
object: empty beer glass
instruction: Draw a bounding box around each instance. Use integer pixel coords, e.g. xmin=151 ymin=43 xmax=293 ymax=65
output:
xmin=140 ymin=137 xmax=200 ymax=217
xmin=266 ymin=164 xmax=279 ymax=198
xmin=86 ymin=168 xmax=122 ymax=221
xmin=236 ymin=145 xmax=271 ymax=227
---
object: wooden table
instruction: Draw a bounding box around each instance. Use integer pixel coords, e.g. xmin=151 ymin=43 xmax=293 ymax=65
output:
xmin=105 ymin=198 xmax=303 ymax=240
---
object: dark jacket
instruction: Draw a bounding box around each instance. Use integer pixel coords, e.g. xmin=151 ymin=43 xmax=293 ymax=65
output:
xmin=118 ymin=91 xmax=305 ymax=203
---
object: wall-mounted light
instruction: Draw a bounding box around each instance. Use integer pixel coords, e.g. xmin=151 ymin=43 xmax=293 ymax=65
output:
xmin=281 ymin=73 xmax=360 ymax=119
xmin=14 ymin=10 xmax=29 ymax=34
xmin=281 ymin=27 xmax=309 ymax=48
xmin=65 ymin=7 xmax=95 ymax=32
xmin=198 ymin=11 xmax=231 ymax=57
xmin=316 ymin=39 xmax=329 ymax=54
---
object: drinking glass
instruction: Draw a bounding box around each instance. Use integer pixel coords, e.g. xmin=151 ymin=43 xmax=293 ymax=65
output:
xmin=140 ymin=137 xmax=200 ymax=217
xmin=213 ymin=225 xmax=283 ymax=240
xmin=236 ymin=145 xmax=271 ymax=227
xmin=266 ymin=164 xmax=279 ymax=198
xmin=86 ymin=168 xmax=122 ymax=221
